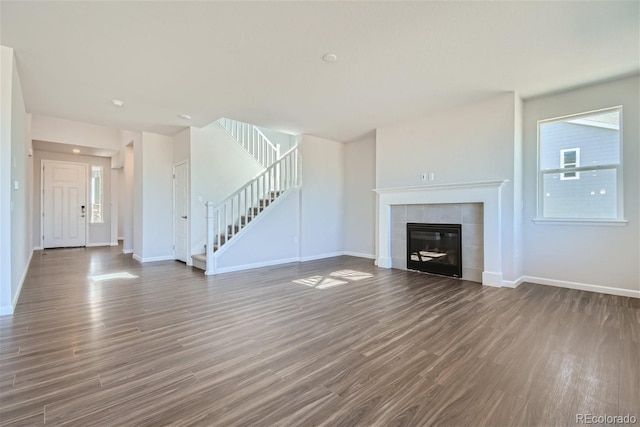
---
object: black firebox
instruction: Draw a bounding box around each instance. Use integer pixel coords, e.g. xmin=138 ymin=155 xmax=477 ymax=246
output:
xmin=406 ymin=223 xmax=462 ymax=278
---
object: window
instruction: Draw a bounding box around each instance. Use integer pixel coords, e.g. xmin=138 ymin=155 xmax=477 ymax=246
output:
xmin=559 ymin=148 xmax=580 ymax=180
xmin=90 ymin=166 xmax=103 ymax=223
xmin=538 ymin=107 xmax=623 ymax=221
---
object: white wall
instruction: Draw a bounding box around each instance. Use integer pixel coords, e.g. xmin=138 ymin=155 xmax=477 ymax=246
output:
xmin=132 ymin=132 xmax=174 ymax=261
xmin=117 ymin=168 xmax=124 ymax=239
xmin=122 ymin=145 xmax=134 ymax=252
xmin=215 ymin=190 xmax=301 ymax=271
xmin=173 ymin=127 xmax=190 ymax=165
xmin=522 ymin=75 xmax=640 ymax=295
xmin=31 ymin=115 xmax=120 ymax=152
xmin=189 ymin=123 xmax=264 ymax=255
xmin=33 ymin=151 xmax=113 ymax=246
xmin=375 ymin=92 xmax=521 ymax=282
xmin=1 ymin=45 xmax=32 ymax=314
xmin=343 ymin=132 xmax=376 ymax=258
xmin=300 ymin=135 xmax=345 ymax=259
xmin=0 ymin=46 xmax=11 ymax=313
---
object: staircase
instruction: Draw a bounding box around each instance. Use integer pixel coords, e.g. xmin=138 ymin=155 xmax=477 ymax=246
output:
xmin=192 ymin=144 xmax=300 ymax=275
xmin=217 ymin=118 xmax=279 ymax=168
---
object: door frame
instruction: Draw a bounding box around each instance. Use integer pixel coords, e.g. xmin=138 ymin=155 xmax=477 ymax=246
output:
xmin=40 ymin=159 xmax=89 ymax=249
xmin=172 ymin=160 xmax=190 ymax=265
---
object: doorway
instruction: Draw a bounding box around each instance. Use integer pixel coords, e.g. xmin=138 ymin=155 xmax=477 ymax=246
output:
xmin=42 ymin=160 xmax=87 ymax=248
xmin=173 ymin=161 xmax=189 ymax=263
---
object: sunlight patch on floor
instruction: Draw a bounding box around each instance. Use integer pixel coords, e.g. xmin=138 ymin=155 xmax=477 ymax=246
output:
xmin=292 ymin=270 xmax=373 ymax=290
xmin=88 ymin=272 xmax=138 ymax=282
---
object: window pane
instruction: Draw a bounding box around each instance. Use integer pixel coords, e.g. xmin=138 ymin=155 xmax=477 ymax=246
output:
xmin=542 ymin=168 xmax=617 ymax=219
xmin=563 ymin=151 xmax=576 ymax=165
xmin=540 ymin=110 xmax=620 ymax=170
xmin=91 ymin=166 xmax=103 ymax=223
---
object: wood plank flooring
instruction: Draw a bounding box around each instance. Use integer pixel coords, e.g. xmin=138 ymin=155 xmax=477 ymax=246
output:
xmin=0 ymin=245 xmax=638 ymax=426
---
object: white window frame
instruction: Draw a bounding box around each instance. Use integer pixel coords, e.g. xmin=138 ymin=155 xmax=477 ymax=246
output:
xmin=535 ymin=106 xmax=626 ymax=225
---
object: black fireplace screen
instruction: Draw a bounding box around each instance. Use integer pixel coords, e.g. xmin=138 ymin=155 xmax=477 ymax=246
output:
xmin=406 ymin=223 xmax=462 ymax=278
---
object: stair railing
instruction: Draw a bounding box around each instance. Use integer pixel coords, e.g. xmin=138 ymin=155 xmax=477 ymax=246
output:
xmin=205 ymin=146 xmax=300 ymax=275
xmin=217 ymin=117 xmax=280 ymax=168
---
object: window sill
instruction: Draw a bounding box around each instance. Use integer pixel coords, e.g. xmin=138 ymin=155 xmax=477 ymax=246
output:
xmin=532 ymin=218 xmax=628 ymax=226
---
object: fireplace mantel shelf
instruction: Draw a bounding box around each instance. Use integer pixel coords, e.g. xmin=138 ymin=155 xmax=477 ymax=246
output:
xmin=374 ymin=179 xmax=509 ymax=194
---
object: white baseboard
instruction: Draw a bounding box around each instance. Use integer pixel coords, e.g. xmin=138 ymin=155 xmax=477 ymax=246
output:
xmin=110 ymin=241 xmax=118 ymax=247
xmin=118 ymin=236 xmax=124 ymax=240
xmin=299 ymin=252 xmax=344 ymax=262
xmin=215 ymin=257 xmax=300 ymax=275
xmin=522 ymin=276 xmax=640 ymax=299
xmin=11 ymin=250 xmax=34 ymax=312
xmin=376 ymin=257 xmax=392 ymax=268
xmin=33 ymin=246 xmax=43 ymax=251
xmin=502 ymin=276 xmax=524 ymax=288
xmin=122 ymin=249 xmax=133 ymax=254
xmin=342 ymin=251 xmax=376 ymax=260
xmin=86 ymin=242 xmax=111 ymax=247
xmin=133 ymin=254 xmax=174 ymax=263
xmin=0 ymin=250 xmax=35 ymax=315
xmin=481 ymin=271 xmax=503 ymax=287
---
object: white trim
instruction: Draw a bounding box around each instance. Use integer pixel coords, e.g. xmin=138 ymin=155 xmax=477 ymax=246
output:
xmin=532 ymin=218 xmax=628 ymax=226
xmin=374 ymin=180 xmax=508 ymax=194
xmin=86 ymin=242 xmax=112 ymax=247
xmin=133 ymin=254 xmax=174 ymax=263
xmin=502 ymin=276 xmax=524 ymax=288
xmin=122 ymin=249 xmax=133 ymax=254
xmin=33 ymin=246 xmax=43 ymax=251
xmin=342 ymin=251 xmax=376 ymax=259
xmin=118 ymin=236 xmax=124 ymax=240
xmin=376 ymin=257 xmax=392 ymax=268
xmin=481 ymin=271 xmax=503 ymax=287
xmin=299 ymin=252 xmax=344 ymax=262
xmin=522 ymin=276 xmax=639 ymax=299
xmin=214 ymin=257 xmax=300 ymax=274
xmin=0 ymin=305 xmax=12 ymax=315
xmin=110 ymin=241 xmax=118 ymax=247
xmin=10 ymin=249 xmax=34 ymax=313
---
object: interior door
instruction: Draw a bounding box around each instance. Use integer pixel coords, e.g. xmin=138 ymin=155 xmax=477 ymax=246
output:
xmin=174 ymin=162 xmax=189 ymax=262
xmin=43 ymin=160 xmax=87 ymax=248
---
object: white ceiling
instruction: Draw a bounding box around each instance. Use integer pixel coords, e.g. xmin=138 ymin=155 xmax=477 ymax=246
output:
xmin=2 ymin=1 xmax=638 ymax=142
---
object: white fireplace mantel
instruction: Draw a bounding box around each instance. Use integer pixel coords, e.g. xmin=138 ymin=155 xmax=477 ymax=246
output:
xmin=374 ymin=180 xmax=509 ymax=287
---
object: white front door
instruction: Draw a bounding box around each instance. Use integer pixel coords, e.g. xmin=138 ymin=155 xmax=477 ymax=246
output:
xmin=43 ymin=160 xmax=87 ymax=248
xmin=173 ymin=162 xmax=189 ymax=262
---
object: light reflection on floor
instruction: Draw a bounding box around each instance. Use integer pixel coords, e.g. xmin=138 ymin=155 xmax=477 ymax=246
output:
xmin=292 ymin=269 xmax=374 ymax=290
xmin=88 ymin=272 xmax=138 ymax=282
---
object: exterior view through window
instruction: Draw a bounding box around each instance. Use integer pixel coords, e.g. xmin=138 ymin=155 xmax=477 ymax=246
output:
xmin=538 ymin=107 xmax=622 ymax=220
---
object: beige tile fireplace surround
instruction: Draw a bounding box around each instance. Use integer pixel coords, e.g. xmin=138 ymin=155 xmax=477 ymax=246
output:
xmin=391 ymin=203 xmax=484 ymax=282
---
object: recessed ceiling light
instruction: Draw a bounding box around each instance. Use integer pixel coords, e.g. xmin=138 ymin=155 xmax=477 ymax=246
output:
xmin=72 ymin=149 xmax=80 ymax=154
xmin=178 ymin=114 xmax=192 ymax=120
xmin=112 ymin=99 xmax=124 ymax=107
xmin=322 ymin=53 xmax=338 ymax=63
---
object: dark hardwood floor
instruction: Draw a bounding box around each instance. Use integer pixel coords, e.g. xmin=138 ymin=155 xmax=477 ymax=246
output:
xmin=0 ymin=245 xmax=638 ymax=426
